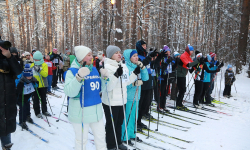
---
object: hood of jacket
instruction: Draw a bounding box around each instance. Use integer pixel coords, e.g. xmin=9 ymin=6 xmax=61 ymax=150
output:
xmin=123 ymin=49 xmax=137 ymax=70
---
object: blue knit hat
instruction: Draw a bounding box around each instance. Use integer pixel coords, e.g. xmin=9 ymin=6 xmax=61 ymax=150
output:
xmin=206 ymin=54 xmax=212 ymax=61
xmin=23 ymin=64 xmax=33 ymax=77
xmin=163 ymin=45 xmax=170 ymax=52
xmin=228 ymin=64 xmax=232 ymax=69
xmin=187 ymin=44 xmax=194 ymax=51
xmin=33 ymin=51 xmax=44 ymax=65
xmin=174 ymin=52 xmax=180 ymax=57
xmin=130 ymin=50 xmax=137 ymax=59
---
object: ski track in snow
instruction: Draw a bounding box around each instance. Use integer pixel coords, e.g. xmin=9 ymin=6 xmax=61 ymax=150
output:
xmin=12 ymin=66 xmax=250 ymax=150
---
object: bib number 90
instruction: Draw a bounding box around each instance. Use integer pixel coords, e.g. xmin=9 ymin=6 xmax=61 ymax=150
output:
xmin=90 ymin=81 xmax=100 ymax=91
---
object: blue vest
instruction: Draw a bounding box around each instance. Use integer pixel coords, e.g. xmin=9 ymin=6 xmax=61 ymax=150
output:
xmin=138 ymin=55 xmax=151 ymax=74
xmin=68 ymin=67 xmax=102 ymax=107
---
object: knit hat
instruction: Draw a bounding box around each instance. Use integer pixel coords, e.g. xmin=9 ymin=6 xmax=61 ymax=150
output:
xmin=32 ymin=49 xmax=36 ymax=53
xmin=53 ymin=48 xmax=57 ymax=53
xmin=195 ymin=50 xmax=201 ymax=56
xmin=227 ymin=64 xmax=232 ymax=69
xmin=106 ymin=45 xmax=121 ymax=59
xmin=196 ymin=53 xmax=202 ymax=59
xmin=206 ymin=54 xmax=212 ymax=61
xmin=33 ymin=51 xmax=44 ymax=65
xmin=174 ymin=52 xmax=180 ymax=57
xmin=186 ymin=44 xmax=194 ymax=51
xmin=74 ymin=46 xmax=92 ymax=62
xmin=163 ymin=45 xmax=170 ymax=52
xmin=23 ymin=52 xmax=30 ymax=56
xmin=130 ymin=50 xmax=137 ymax=59
xmin=10 ymin=47 xmax=18 ymax=54
xmin=65 ymin=49 xmax=71 ymax=53
xmin=140 ymin=40 xmax=146 ymax=45
xmin=23 ymin=64 xmax=33 ymax=77
xmin=209 ymin=52 xmax=216 ymax=58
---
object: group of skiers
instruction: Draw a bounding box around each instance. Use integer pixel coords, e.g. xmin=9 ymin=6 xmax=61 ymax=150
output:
xmin=0 ymin=36 xmax=237 ymax=150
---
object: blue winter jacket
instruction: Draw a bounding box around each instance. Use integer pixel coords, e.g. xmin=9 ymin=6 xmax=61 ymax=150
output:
xmin=123 ymin=49 xmax=149 ymax=102
xmin=203 ymin=62 xmax=217 ymax=82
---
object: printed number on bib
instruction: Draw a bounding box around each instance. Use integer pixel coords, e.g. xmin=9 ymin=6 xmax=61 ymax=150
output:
xmin=90 ymin=81 xmax=100 ymax=91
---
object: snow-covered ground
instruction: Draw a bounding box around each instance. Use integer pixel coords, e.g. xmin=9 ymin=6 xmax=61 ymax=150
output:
xmin=12 ymin=66 xmax=250 ymax=150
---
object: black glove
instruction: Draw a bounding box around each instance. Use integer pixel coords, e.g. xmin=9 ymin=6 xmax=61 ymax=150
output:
xmin=34 ymin=65 xmax=41 ymax=72
xmin=161 ymin=51 xmax=167 ymax=58
xmin=167 ymin=57 xmax=172 ymax=64
xmin=133 ymin=66 xmax=141 ymax=75
xmin=209 ymin=63 xmax=214 ymax=68
xmin=198 ymin=57 xmax=205 ymax=64
xmin=215 ymin=61 xmax=219 ymax=66
xmin=114 ymin=65 xmax=123 ymax=78
xmin=149 ymin=49 xmax=157 ymax=57
xmin=218 ymin=61 xmax=224 ymax=68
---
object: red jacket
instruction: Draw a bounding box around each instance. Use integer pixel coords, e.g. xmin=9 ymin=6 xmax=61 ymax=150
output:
xmin=44 ymin=59 xmax=53 ymax=75
xmin=180 ymin=47 xmax=193 ymax=69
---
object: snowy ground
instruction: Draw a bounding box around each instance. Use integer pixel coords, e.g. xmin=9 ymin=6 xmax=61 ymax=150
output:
xmin=12 ymin=66 xmax=250 ymax=150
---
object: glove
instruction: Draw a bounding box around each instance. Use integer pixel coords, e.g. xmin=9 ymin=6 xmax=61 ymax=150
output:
xmin=161 ymin=51 xmax=168 ymax=58
xmin=132 ymin=79 xmax=143 ymax=86
xmin=137 ymin=61 xmax=145 ymax=70
xmin=218 ymin=61 xmax=224 ymax=68
xmin=76 ymin=67 xmax=90 ymax=82
xmin=133 ymin=66 xmax=141 ymax=75
xmin=215 ymin=61 xmax=219 ymax=66
xmin=167 ymin=57 xmax=172 ymax=64
xmin=209 ymin=63 xmax=214 ymax=68
xmin=34 ymin=65 xmax=41 ymax=72
xmin=100 ymin=68 xmax=109 ymax=79
xmin=198 ymin=57 xmax=205 ymax=64
xmin=149 ymin=49 xmax=157 ymax=57
xmin=114 ymin=65 xmax=123 ymax=78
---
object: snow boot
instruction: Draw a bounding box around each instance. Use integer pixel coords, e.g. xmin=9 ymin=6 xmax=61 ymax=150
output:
xmin=193 ymin=104 xmax=202 ymax=109
xmin=2 ymin=143 xmax=13 ymax=150
xmin=163 ymin=108 xmax=170 ymax=113
xmin=131 ymin=137 xmax=143 ymax=142
xmin=176 ymin=105 xmax=189 ymax=111
xmin=137 ymin=126 xmax=143 ymax=132
xmin=137 ymin=122 xmax=148 ymax=129
xmin=20 ymin=122 xmax=29 ymax=130
xmin=206 ymin=103 xmax=215 ymax=107
xmin=118 ymin=143 xmax=127 ymax=150
xmin=26 ymin=115 xmax=34 ymax=124
xmin=43 ymin=112 xmax=51 ymax=117
xmin=36 ymin=114 xmax=43 ymax=118
xmin=123 ymin=140 xmax=134 ymax=146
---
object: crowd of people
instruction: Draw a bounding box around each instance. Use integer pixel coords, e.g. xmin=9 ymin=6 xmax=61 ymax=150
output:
xmin=0 ymin=36 xmax=237 ymax=150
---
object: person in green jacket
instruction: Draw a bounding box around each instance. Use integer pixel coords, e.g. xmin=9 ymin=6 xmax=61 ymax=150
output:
xmin=64 ymin=46 xmax=107 ymax=150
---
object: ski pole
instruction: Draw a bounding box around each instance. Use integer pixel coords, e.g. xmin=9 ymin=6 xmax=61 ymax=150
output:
xmin=234 ymin=82 xmax=237 ymax=93
xmin=135 ymin=85 xmax=139 ymax=148
xmin=156 ymin=66 xmax=161 ymax=131
xmin=219 ymin=70 xmax=223 ymax=110
xmin=174 ymin=70 xmax=177 ymax=112
xmin=56 ymin=95 xmax=67 ymax=122
xmin=119 ymin=73 xmax=129 ymax=148
xmin=22 ymin=88 xmax=24 ymax=131
xmin=147 ymin=95 xmax=152 ymax=139
xmin=105 ymin=80 xmax=119 ymax=150
xmin=81 ymin=61 xmax=86 ymax=150
xmin=46 ymin=96 xmax=54 ymax=115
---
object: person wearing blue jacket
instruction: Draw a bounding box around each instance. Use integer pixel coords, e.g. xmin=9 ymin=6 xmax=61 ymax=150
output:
xmin=121 ymin=49 xmax=149 ymax=145
xmin=208 ymin=52 xmax=219 ymax=100
xmin=64 ymin=46 xmax=107 ymax=150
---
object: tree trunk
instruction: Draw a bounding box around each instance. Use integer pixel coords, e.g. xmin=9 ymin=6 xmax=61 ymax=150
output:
xmin=33 ymin=0 xmax=40 ymax=50
xmin=21 ymin=4 xmax=27 ymax=52
xmin=47 ymin=0 xmax=52 ymax=53
xmin=236 ymin=0 xmax=250 ymax=74
xmin=114 ymin=0 xmax=123 ymax=50
xmin=102 ymin=0 xmax=108 ymax=55
xmin=6 ymin=0 xmax=15 ymax=47
xmin=25 ymin=2 xmax=31 ymax=52
xmin=131 ymin=0 xmax=138 ymax=49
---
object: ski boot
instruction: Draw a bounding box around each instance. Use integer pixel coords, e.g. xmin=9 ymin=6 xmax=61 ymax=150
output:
xmin=43 ymin=112 xmax=52 ymax=117
xmin=131 ymin=137 xmax=143 ymax=142
xmin=2 ymin=143 xmax=13 ymax=150
xmin=20 ymin=122 xmax=29 ymax=130
xmin=193 ymin=104 xmax=202 ymax=109
xmin=26 ymin=115 xmax=34 ymax=124
xmin=118 ymin=143 xmax=127 ymax=150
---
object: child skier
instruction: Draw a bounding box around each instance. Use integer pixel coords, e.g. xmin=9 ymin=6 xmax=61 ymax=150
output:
xmin=223 ymin=65 xmax=235 ymax=98
xmin=64 ymin=46 xmax=107 ymax=150
xmin=30 ymin=51 xmax=51 ymax=118
xmin=101 ymin=45 xmax=138 ymax=150
xmin=16 ymin=64 xmax=38 ymax=130
xmin=121 ymin=49 xmax=149 ymax=145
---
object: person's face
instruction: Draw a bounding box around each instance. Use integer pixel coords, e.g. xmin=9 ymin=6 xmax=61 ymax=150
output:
xmin=130 ymin=53 xmax=138 ymax=64
xmin=66 ymin=52 xmax=70 ymax=55
xmin=82 ymin=52 xmax=93 ymax=66
xmin=165 ymin=51 xmax=170 ymax=56
xmin=190 ymin=51 xmax=193 ymax=55
xmin=12 ymin=53 xmax=17 ymax=56
xmin=26 ymin=76 xmax=32 ymax=80
xmin=46 ymin=55 xmax=50 ymax=60
xmin=229 ymin=68 xmax=232 ymax=71
xmin=54 ymin=50 xmax=57 ymax=54
xmin=214 ymin=55 xmax=217 ymax=60
xmin=111 ymin=51 xmax=122 ymax=62
xmin=26 ymin=55 xmax=30 ymax=60
xmin=177 ymin=55 xmax=180 ymax=58
xmin=32 ymin=51 xmax=36 ymax=54
xmin=142 ymin=44 xmax=147 ymax=50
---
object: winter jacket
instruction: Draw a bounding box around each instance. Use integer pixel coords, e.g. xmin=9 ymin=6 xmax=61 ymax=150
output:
xmin=49 ymin=52 xmax=63 ymax=66
xmin=191 ymin=63 xmax=218 ymax=81
xmin=64 ymin=59 xmax=103 ymax=124
xmin=123 ymin=49 xmax=149 ymax=102
xmin=137 ymin=54 xmax=152 ymax=90
xmin=62 ymin=53 xmax=70 ymax=71
xmin=30 ymin=62 xmax=48 ymax=88
xmin=101 ymin=58 xmax=137 ymax=106
xmin=203 ymin=62 xmax=217 ymax=82
xmin=0 ymin=54 xmax=23 ymax=136
xmin=177 ymin=50 xmax=199 ymax=77
xmin=44 ymin=59 xmax=53 ymax=75
xmin=225 ymin=69 xmax=235 ymax=85
xmin=16 ymin=76 xmax=39 ymax=103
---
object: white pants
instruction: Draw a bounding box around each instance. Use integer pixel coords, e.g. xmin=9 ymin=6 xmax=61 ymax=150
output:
xmin=72 ymin=119 xmax=107 ymax=150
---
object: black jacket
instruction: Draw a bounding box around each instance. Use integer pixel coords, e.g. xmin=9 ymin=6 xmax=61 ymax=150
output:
xmin=0 ymin=54 xmax=23 ymax=136
xmin=49 ymin=52 xmax=63 ymax=66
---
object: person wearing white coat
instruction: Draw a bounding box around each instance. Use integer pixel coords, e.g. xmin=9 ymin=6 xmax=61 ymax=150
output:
xmin=101 ymin=45 xmax=139 ymax=150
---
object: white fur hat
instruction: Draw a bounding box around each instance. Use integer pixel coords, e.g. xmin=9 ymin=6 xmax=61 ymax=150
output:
xmin=74 ymin=46 xmax=92 ymax=62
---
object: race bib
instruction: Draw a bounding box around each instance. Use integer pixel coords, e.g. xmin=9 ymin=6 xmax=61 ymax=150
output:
xmin=46 ymin=62 xmax=52 ymax=67
xmin=151 ymin=69 xmax=156 ymax=76
xmin=23 ymin=83 xmax=35 ymax=95
xmin=120 ymin=70 xmax=129 ymax=83
xmin=53 ymin=59 xmax=59 ymax=63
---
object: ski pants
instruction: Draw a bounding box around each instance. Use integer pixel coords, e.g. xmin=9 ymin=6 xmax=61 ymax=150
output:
xmin=18 ymin=101 xmax=31 ymax=123
xmin=47 ymin=75 xmax=53 ymax=92
xmin=33 ymin=87 xmax=48 ymax=115
xmin=58 ymin=69 xmax=64 ymax=82
xmin=200 ymin=82 xmax=211 ymax=104
xmin=193 ymin=80 xmax=203 ymax=105
xmin=176 ymin=77 xmax=186 ymax=107
xmin=153 ymin=77 xmax=160 ymax=104
xmin=52 ymin=67 xmax=59 ymax=88
xmin=159 ymin=75 xmax=168 ymax=108
xmin=223 ymin=85 xmax=231 ymax=96
xmin=138 ymin=89 xmax=153 ymax=124
xmin=71 ymin=119 xmax=106 ymax=150
xmin=0 ymin=134 xmax=11 ymax=147
xmin=121 ymin=100 xmax=138 ymax=141
xmin=103 ymin=104 xmax=124 ymax=149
